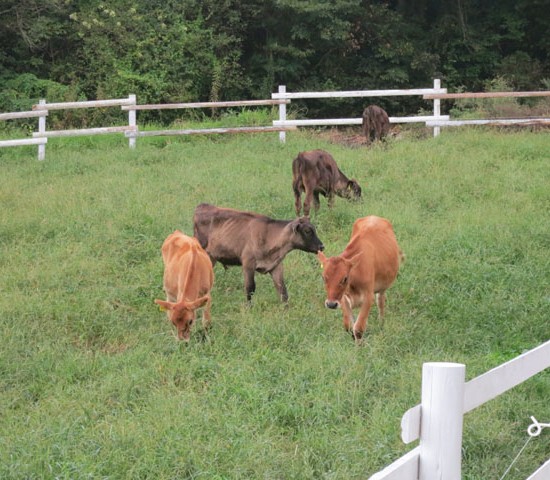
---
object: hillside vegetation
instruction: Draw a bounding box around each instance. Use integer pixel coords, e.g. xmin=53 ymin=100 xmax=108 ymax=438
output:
xmin=0 ymin=128 xmax=549 ymax=479
xmin=2 ymin=2 xmax=550 ymax=121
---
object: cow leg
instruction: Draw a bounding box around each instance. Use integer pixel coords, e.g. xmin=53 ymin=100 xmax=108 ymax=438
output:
xmin=353 ymin=292 xmax=374 ymax=342
xmin=375 ymin=121 xmax=387 ymax=142
xmin=242 ymin=264 xmax=256 ymax=303
xmin=363 ymin=119 xmax=371 ymax=145
xmin=294 ymin=191 xmax=302 ymax=216
xmin=303 ymin=189 xmax=314 ymax=217
xmin=202 ymin=297 xmax=212 ymax=329
xmin=327 ymin=191 xmax=335 ymax=209
xmin=341 ymin=295 xmax=355 ymax=333
xmin=376 ymin=291 xmax=386 ymax=326
xmin=269 ymin=263 xmax=288 ymax=303
xmin=313 ymin=192 xmax=321 ymax=212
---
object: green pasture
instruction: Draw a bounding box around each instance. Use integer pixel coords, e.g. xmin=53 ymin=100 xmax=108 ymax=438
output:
xmin=1 ymin=127 xmax=549 ymax=479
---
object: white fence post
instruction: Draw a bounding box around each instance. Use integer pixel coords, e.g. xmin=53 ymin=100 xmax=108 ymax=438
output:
xmin=128 ymin=94 xmax=136 ymax=149
xmin=38 ymin=99 xmax=46 ymax=160
xmin=433 ymin=79 xmax=441 ymax=137
xmin=419 ymin=362 xmax=465 ymax=480
xmin=278 ymin=85 xmax=287 ymax=143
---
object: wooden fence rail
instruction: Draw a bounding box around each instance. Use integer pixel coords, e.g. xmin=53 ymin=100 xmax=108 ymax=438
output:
xmin=369 ymin=339 xmax=550 ymax=480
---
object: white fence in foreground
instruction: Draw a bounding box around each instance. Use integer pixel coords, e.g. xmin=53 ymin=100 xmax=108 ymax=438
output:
xmin=369 ymin=339 xmax=550 ymax=480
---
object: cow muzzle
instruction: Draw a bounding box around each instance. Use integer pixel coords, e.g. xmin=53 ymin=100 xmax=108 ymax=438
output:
xmin=325 ymin=300 xmax=340 ymax=309
xmin=177 ymin=329 xmax=191 ymax=342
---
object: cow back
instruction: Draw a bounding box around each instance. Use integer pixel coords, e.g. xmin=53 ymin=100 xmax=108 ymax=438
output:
xmin=345 ymin=216 xmax=401 ymax=292
xmin=162 ymin=230 xmax=213 ymax=300
xmin=193 ymin=203 xmax=273 ymax=266
xmin=293 ymin=150 xmax=342 ymax=193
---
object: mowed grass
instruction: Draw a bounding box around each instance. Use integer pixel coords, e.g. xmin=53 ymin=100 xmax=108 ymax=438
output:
xmin=0 ymin=128 xmax=549 ymax=479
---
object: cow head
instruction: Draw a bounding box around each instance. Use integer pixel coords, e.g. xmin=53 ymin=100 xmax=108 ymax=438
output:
xmin=317 ymin=251 xmax=360 ymax=309
xmin=291 ymin=217 xmax=324 ymax=253
xmin=340 ymin=179 xmax=362 ymax=201
xmin=154 ymin=295 xmax=210 ymax=341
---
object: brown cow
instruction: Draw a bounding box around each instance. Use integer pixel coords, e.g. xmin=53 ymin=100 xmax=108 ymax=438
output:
xmin=193 ymin=203 xmax=324 ymax=302
xmin=292 ymin=149 xmax=362 ymax=217
xmin=317 ymin=215 xmax=403 ymax=342
xmin=362 ymin=105 xmax=390 ymax=145
xmin=155 ymin=230 xmax=214 ymax=341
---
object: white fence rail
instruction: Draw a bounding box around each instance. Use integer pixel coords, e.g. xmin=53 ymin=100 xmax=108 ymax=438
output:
xmin=31 ymin=96 xmax=137 ymax=159
xmin=0 ymin=110 xmax=48 ymax=152
xmin=2 ymin=79 xmax=549 ymax=160
xmin=272 ymin=79 xmax=449 ymax=142
xmin=369 ymin=339 xmax=550 ymax=480
xmin=121 ymin=99 xmax=293 ymax=140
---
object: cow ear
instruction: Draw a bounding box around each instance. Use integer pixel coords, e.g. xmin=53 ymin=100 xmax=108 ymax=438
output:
xmin=344 ymin=253 xmax=361 ymax=269
xmin=184 ymin=295 xmax=210 ymax=310
xmin=155 ymin=299 xmax=175 ymax=311
xmin=317 ymin=251 xmax=327 ymax=266
xmin=293 ymin=218 xmax=305 ymax=233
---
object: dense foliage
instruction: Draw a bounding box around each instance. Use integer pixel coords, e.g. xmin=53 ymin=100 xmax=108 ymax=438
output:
xmin=1 ymin=1 xmax=550 ymax=118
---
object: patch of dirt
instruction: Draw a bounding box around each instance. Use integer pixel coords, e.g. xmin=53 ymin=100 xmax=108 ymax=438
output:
xmin=316 ymin=125 xmax=431 ymax=147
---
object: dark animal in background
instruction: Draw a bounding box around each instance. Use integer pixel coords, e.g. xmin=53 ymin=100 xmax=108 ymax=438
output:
xmin=292 ymin=149 xmax=362 ymax=217
xmin=193 ymin=203 xmax=324 ymax=303
xmin=362 ymin=105 xmax=390 ymax=145
xmin=318 ymin=215 xmax=403 ymax=342
xmin=155 ymin=230 xmax=214 ymax=341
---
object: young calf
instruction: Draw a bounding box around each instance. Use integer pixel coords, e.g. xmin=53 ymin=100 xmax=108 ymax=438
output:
xmin=362 ymin=105 xmax=390 ymax=145
xmin=193 ymin=203 xmax=324 ymax=303
xmin=318 ymin=216 xmax=403 ymax=342
xmin=292 ymin=149 xmax=361 ymax=217
xmin=155 ymin=230 xmax=214 ymax=341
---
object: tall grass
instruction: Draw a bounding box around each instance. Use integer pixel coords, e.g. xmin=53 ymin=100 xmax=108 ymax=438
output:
xmin=1 ymin=128 xmax=549 ymax=479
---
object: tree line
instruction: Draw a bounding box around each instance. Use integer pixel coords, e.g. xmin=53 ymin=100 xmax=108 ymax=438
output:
xmin=1 ymin=0 xmax=549 ymax=121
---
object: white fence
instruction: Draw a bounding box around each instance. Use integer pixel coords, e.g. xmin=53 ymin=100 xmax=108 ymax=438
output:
xmin=0 ymin=110 xmax=48 ymax=154
xmin=369 ymin=339 xmax=550 ymax=480
xmin=2 ymin=79 xmax=549 ymax=160
xmin=272 ymin=79 xmax=449 ymax=142
xmin=120 ymin=99 xmax=293 ymax=142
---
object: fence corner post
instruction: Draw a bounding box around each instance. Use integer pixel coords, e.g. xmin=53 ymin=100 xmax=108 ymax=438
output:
xmin=278 ymin=85 xmax=287 ymax=144
xmin=433 ymin=79 xmax=441 ymax=138
xmin=419 ymin=362 xmax=465 ymax=480
xmin=38 ymin=99 xmax=46 ymax=161
xmin=128 ymin=94 xmax=136 ymax=149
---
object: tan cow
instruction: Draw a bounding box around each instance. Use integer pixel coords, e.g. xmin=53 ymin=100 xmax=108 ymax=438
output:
xmin=317 ymin=216 xmax=403 ymax=342
xmin=155 ymin=230 xmax=214 ymax=341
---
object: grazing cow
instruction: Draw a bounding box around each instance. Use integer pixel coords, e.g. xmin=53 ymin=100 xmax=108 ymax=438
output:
xmin=362 ymin=105 xmax=390 ymax=145
xmin=317 ymin=215 xmax=403 ymax=342
xmin=155 ymin=230 xmax=214 ymax=341
xmin=193 ymin=203 xmax=324 ymax=302
xmin=292 ymin=149 xmax=362 ymax=217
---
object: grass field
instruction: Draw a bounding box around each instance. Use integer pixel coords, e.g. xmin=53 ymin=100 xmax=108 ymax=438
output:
xmin=1 ymin=127 xmax=549 ymax=479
